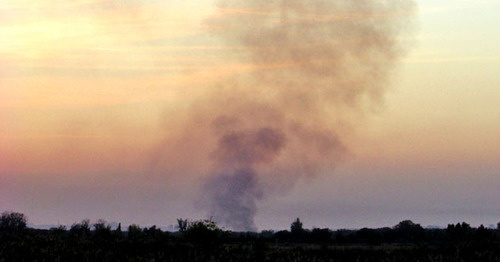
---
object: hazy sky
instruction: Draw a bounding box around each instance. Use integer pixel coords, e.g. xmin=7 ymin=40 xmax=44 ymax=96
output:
xmin=1 ymin=0 xmax=499 ymax=230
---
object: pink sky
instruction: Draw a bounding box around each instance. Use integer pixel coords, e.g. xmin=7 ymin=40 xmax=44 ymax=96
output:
xmin=1 ymin=0 xmax=499 ymax=230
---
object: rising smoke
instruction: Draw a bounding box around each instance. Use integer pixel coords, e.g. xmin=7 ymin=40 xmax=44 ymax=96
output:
xmin=204 ymin=122 xmax=286 ymax=231
xmin=158 ymin=0 xmax=415 ymax=231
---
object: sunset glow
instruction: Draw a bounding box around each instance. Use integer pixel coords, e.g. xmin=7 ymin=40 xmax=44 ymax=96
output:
xmin=1 ymin=0 xmax=499 ymax=230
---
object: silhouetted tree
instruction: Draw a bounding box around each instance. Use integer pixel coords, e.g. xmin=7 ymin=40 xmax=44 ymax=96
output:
xmin=474 ymin=224 xmax=493 ymax=241
xmin=260 ymin=230 xmax=275 ymax=239
xmin=93 ymin=219 xmax=111 ymax=231
xmin=70 ymin=219 xmax=91 ymax=237
xmin=460 ymin=222 xmax=471 ymax=230
xmin=447 ymin=222 xmax=473 ymax=241
xmin=128 ymin=224 xmax=143 ymax=239
xmin=0 ymin=211 xmax=27 ymax=234
xmin=177 ymin=218 xmax=188 ymax=232
xmin=49 ymin=225 xmax=67 ymax=236
xmin=291 ymin=218 xmax=304 ymax=236
xmin=497 ymin=222 xmax=500 ymax=239
xmin=394 ymin=220 xmax=420 ymax=231
xmin=393 ymin=220 xmax=424 ymax=242
xmin=184 ymin=218 xmax=227 ymax=244
xmin=143 ymin=225 xmax=163 ymax=239
xmin=116 ymin=223 xmax=122 ymax=234
xmin=93 ymin=219 xmax=112 ymax=240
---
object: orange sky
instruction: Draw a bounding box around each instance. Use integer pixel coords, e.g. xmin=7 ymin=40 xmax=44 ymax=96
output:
xmin=1 ymin=0 xmax=499 ymax=229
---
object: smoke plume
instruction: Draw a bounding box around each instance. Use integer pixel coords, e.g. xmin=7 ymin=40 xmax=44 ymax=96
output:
xmin=204 ymin=123 xmax=287 ymax=231
xmin=155 ymin=0 xmax=415 ymax=231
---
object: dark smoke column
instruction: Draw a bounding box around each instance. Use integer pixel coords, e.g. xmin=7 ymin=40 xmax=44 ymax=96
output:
xmin=205 ymin=126 xmax=286 ymax=231
xmin=202 ymin=0 xmax=416 ymax=231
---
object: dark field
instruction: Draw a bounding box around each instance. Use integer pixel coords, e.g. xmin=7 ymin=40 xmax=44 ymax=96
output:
xmin=1 ymin=237 xmax=499 ymax=262
xmin=1 ymin=213 xmax=499 ymax=261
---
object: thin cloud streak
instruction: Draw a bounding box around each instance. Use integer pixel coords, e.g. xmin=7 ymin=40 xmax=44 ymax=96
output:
xmin=403 ymin=56 xmax=500 ymax=64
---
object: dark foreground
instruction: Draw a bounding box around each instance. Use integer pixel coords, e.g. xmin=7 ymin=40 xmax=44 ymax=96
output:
xmin=1 ymin=236 xmax=499 ymax=262
xmin=2 ymin=230 xmax=499 ymax=261
xmin=1 ymin=213 xmax=499 ymax=261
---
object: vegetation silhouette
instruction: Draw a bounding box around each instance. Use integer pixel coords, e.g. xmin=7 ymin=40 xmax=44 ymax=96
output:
xmin=0 ymin=211 xmax=26 ymax=234
xmin=0 ymin=211 xmax=499 ymax=261
xmin=290 ymin=217 xmax=304 ymax=236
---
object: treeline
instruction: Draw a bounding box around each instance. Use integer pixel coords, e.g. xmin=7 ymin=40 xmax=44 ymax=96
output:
xmin=265 ymin=218 xmax=500 ymax=245
xmin=1 ymin=211 xmax=499 ymax=261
